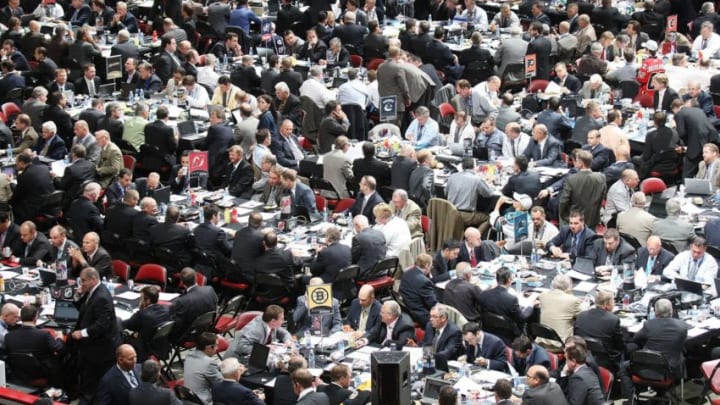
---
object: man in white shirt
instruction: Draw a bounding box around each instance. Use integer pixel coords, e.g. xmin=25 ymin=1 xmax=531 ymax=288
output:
xmin=447 ymin=110 xmax=475 ymax=150
xmin=405 ymin=106 xmax=440 ymax=148
xmin=373 ymin=203 xmax=411 ymax=258
xmin=663 ymin=236 xmax=718 ymax=285
xmin=367 ymin=70 xmax=379 ymax=110
xmin=460 ymin=0 xmax=488 ymax=31
xmin=692 ymin=21 xmax=720 ymax=59
xmin=502 ymin=122 xmax=531 ymax=159
xmin=299 ymin=65 xmax=337 ymax=109
xmin=489 ymin=4 xmax=520 ymax=33
xmin=337 ymin=68 xmax=369 ymax=110
xmin=182 ymin=75 xmax=210 ymax=109
xmin=197 ymin=54 xmax=220 ymax=91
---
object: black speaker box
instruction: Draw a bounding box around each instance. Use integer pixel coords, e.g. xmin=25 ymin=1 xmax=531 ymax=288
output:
xmin=370 ymin=351 xmax=411 ymax=405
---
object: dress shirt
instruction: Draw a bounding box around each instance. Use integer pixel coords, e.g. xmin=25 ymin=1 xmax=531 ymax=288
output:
xmin=663 ymin=251 xmax=718 ymax=285
xmin=358 ymin=307 xmax=370 ymax=332
xmin=367 ymin=80 xmax=379 ymax=108
xmin=405 ymin=118 xmax=440 ymax=148
xmin=476 ymin=129 xmax=504 ymax=155
xmin=197 ymin=67 xmax=220 ymax=92
xmin=447 ymin=120 xmax=475 ymax=148
xmin=383 ymin=318 xmax=399 ymax=343
xmin=253 ymin=144 xmax=270 ymax=169
xmin=491 ymin=11 xmax=520 ymax=32
xmin=299 ymin=77 xmax=337 ymax=109
xmin=186 ymin=85 xmax=210 ymax=108
xmin=460 ymin=6 xmax=488 ymax=31
xmin=502 ymin=133 xmax=531 ymax=159
xmin=693 ymin=32 xmax=720 ymax=57
xmin=85 ymin=78 xmax=96 ymax=96
xmin=119 ymin=365 xmax=139 ymax=387
xmin=374 ymin=216 xmax=411 ymax=257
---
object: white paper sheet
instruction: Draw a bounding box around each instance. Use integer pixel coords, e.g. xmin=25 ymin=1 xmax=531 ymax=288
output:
xmin=566 ymin=270 xmax=593 ymax=281
xmin=159 ymin=292 xmax=180 ymax=301
xmin=115 ymin=291 xmax=140 ymax=300
xmin=573 ymin=281 xmax=597 ymax=293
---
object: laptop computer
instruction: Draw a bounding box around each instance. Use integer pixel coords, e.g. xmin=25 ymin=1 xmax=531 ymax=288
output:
xmin=685 ymin=178 xmax=713 ymax=196
xmin=177 ymin=120 xmax=197 ymax=136
xmin=420 ymin=377 xmax=453 ymax=405
xmin=120 ymin=82 xmax=135 ymax=99
xmin=45 ymin=299 xmax=79 ymax=328
xmin=675 ymin=277 xmax=704 ymax=296
xmin=152 ymin=186 xmax=171 ymax=205
xmin=244 ymin=343 xmax=270 ymax=375
xmin=572 ymin=256 xmax=595 ymax=276
xmin=39 ymin=268 xmax=57 ymax=286
xmin=98 ymin=83 xmax=116 ymax=97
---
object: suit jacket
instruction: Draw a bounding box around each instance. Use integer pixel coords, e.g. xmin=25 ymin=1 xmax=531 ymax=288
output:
xmin=675 ymin=106 xmax=717 ymax=162
xmin=170 ymin=286 xmax=218 ymax=342
xmin=129 ymin=382 xmax=180 ymax=405
xmin=149 ymin=222 xmax=194 ymax=268
xmin=193 ymin=222 xmax=232 ymax=259
xmin=495 ymin=37 xmax=528 ymax=76
xmin=422 ymin=321 xmax=462 ymax=361
xmin=230 ymin=65 xmax=261 ymax=94
xmin=652 ymin=216 xmax=695 ymax=252
xmin=298 ymin=40 xmax=328 ymax=63
xmin=399 ymin=267 xmax=438 ymax=325
xmin=426 ymin=39 xmax=455 ymax=70
xmin=10 ymin=162 xmax=53 ymax=223
xmin=122 ymin=303 xmax=170 ymax=359
xmin=364 ymin=32 xmax=388 ymax=60
xmin=273 ymin=70 xmax=303 ymax=95
xmin=521 ymin=381 xmax=569 ymax=405
xmin=444 ymin=279 xmax=484 ymax=322
xmin=97 ymin=364 xmax=142 ymax=405
xmin=5 ymin=324 xmax=63 ymax=362
xmin=32 ymin=57 xmax=57 ymax=87
xmin=565 ymin=364 xmax=605 ymax=405
xmin=457 ymin=240 xmax=499 ymax=264
xmin=288 ymin=181 xmax=318 ymax=218
xmin=653 ymin=87 xmax=680 ymax=112
xmin=105 ymin=203 xmax=138 ymax=242
xmin=211 ymin=380 xmax=265 ymax=405
xmin=523 ymin=135 xmax=564 ymax=167
xmin=277 ymin=93 xmax=303 ymax=128
xmin=478 ymin=286 xmax=524 ymax=336
xmin=559 ymin=170 xmax=607 ymax=228
xmin=635 ymin=247 xmax=675 ymax=276
xmin=231 ymin=226 xmax=264 ymax=281
xmin=55 ymin=159 xmax=97 ymax=203
xmin=377 ymin=60 xmax=411 ymax=112
xmin=582 ymin=144 xmax=613 ymax=172
xmin=547 ymin=225 xmax=596 ymax=258
xmin=155 ymin=51 xmax=180 ymax=84
xmin=322 ymin=149 xmax=353 ymax=199
xmin=271 ymin=134 xmax=302 ymax=168
xmin=73 ymin=76 xmax=102 ymax=97
xmin=333 ymin=23 xmax=367 ymax=53
xmin=224 ymin=159 xmax=255 ymax=199
xmin=502 ymin=171 xmax=541 ymax=198
xmin=353 ymin=157 xmax=391 ymax=187
xmin=110 ymin=40 xmax=140 ymax=63
xmin=527 ymin=36 xmax=552 ymax=80
xmin=538 ymin=289 xmax=581 ymax=346
xmin=34 ymin=135 xmax=67 ymax=160
xmin=390 ymin=157 xmax=418 ymax=192
xmin=1 ymin=223 xmax=22 ymax=257
xmin=205 ymin=123 xmax=234 ymax=178
xmin=588 ymin=238 xmax=636 ymax=267
xmin=96 ymin=142 xmax=123 ymax=188
xmin=431 ymin=250 xmax=455 ymax=283
xmin=297 ymin=392 xmax=330 ymax=405
xmin=317 ymin=383 xmax=370 ymax=405
xmin=144 ymin=120 xmax=178 ymax=166
xmin=464 ymin=331 xmax=508 ymax=371
xmin=310 ymin=242 xmax=351 ymax=284
xmin=231 ymin=315 xmax=291 ymax=356
xmin=74 ymin=283 xmax=120 ymax=365
xmin=49 ymin=238 xmax=78 ymax=272
xmin=78 ymin=108 xmax=105 ymax=134
xmin=351 ymin=228 xmax=387 ymax=278
xmin=574 ymin=307 xmax=624 ymax=353
xmin=617 ymin=207 xmax=656 ymax=247
xmin=293 ymin=296 xmax=343 ymax=335
xmin=634 ymin=317 xmax=688 ymax=378
xmin=131 ymin=212 xmax=158 ymax=241
xmin=67 ymin=196 xmax=104 ymax=242
xmin=74 ymin=246 xmax=113 ymax=280
xmin=349 ymin=191 xmax=384 ymax=224
xmin=17 ymin=232 xmax=50 ymax=268
xmin=255 ymin=247 xmax=296 ymax=286
xmin=345 ymin=299 xmax=381 ymax=332
xmin=318 ymin=116 xmax=351 ymax=154
xmin=365 ymin=314 xmax=415 ymax=347
xmin=183 ymin=350 xmax=222 ymax=405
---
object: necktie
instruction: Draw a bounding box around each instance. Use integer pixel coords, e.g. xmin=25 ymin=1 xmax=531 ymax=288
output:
xmin=511 ymin=139 xmax=517 ymax=157
xmin=570 ymin=234 xmax=578 ymax=257
xmin=59 ymin=85 xmax=64 ymax=93
xmin=454 ymin=125 xmax=462 ymax=143
xmin=432 ymin=329 xmax=440 ymax=351
xmin=289 ymin=138 xmax=304 ymax=161
xmin=703 ymin=38 xmax=708 ymax=50
xmin=707 ymin=164 xmax=714 ymax=180
xmin=312 ymin=314 xmax=321 ymax=331
xmin=469 ymin=248 xmax=477 ymax=267
xmin=266 ymin=328 xmax=273 ymax=345
xmin=128 ymin=371 xmax=138 ymax=388
xmin=223 ymin=91 xmax=229 ymax=108
xmin=688 ymin=260 xmax=699 ymax=281
xmin=646 ymin=256 xmax=655 ymax=275
xmin=358 ymin=308 xmax=369 ymax=332
xmin=41 ymin=140 xmax=50 ymax=156
xmin=605 ymin=251 xmax=614 ymax=266
xmin=360 ymin=196 xmax=369 ymax=215
xmin=501 ymin=16 xmax=506 ymax=27
xmin=88 ymin=79 xmax=95 ymax=96
xmin=24 ymin=242 xmax=30 ymax=257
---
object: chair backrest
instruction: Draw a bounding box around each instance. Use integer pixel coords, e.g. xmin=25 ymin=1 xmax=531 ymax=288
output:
xmin=444 ymin=305 xmax=468 ymax=329
xmin=598 ymin=366 xmax=613 ymax=399
xmin=427 ymin=198 xmax=464 ymax=252
xmin=112 ymin=260 xmax=130 ymax=281
xmin=528 ymin=323 xmax=564 ymax=350
xmin=367 ymin=58 xmax=384 ymax=71
xmin=660 ymin=239 xmax=678 ymax=255
xmin=333 ymin=265 xmax=360 ymax=304
xmin=135 ymin=264 xmax=167 ymax=290
xmin=334 ymin=198 xmax=356 ymax=214
xmin=619 ymin=232 xmax=642 ymax=250
xmin=617 ymin=81 xmax=640 ymax=100
xmin=174 ymin=385 xmax=205 ymax=404
xmin=123 ymin=154 xmax=136 ymax=171
xmin=152 ymin=320 xmax=175 ymax=342
xmin=629 ymin=349 xmax=672 ymax=382
xmin=367 ymin=257 xmax=399 ymax=280
xmin=350 ymin=54 xmax=363 ymax=68
xmin=235 ymin=311 xmax=263 ymax=331
xmin=7 ymin=353 xmax=48 ymax=384
xmin=481 ymin=312 xmax=517 ymax=345
xmin=315 ymin=194 xmax=327 ymax=212
xmin=528 ymin=79 xmax=549 ymax=93
xmin=310 ymin=178 xmax=341 ymax=200
xmin=253 ymin=273 xmax=293 ymax=308
xmin=640 ymin=177 xmax=667 ymax=195
xmin=219 ymin=295 xmax=246 ymax=318
xmin=189 ymin=311 xmax=216 ymax=332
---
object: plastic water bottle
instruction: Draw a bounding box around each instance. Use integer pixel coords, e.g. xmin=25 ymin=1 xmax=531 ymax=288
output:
xmin=489 ymin=148 xmax=496 ymax=161
xmin=611 ymin=267 xmax=620 ymax=289
xmin=308 ymin=347 xmax=316 ymax=368
xmin=138 ymin=31 xmax=144 ymax=44
xmin=129 ymin=91 xmax=135 ymax=105
xmin=346 ymin=212 xmax=353 ymax=227
xmin=223 ymin=54 xmax=228 ymax=70
xmin=139 ymin=88 xmax=145 ymax=100
xmin=648 ymin=307 xmax=656 ymax=320
xmin=337 ymin=338 xmax=345 ymax=353
xmin=515 ymin=275 xmax=522 ymax=293
xmin=416 ymin=359 xmax=424 ymax=374
xmin=531 ymin=245 xmax=539 ymax=265
xmin=6 ymin=144 xmax=12 ymax=160
xmin=198 ymin=207 xmax=205 ymax=223
xmin=322 ymin=206 xmax=328 ymax=223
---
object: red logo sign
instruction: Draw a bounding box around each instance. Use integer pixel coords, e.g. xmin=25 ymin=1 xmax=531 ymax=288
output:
xmin=188 ymin=151 xmax=208 ymax=173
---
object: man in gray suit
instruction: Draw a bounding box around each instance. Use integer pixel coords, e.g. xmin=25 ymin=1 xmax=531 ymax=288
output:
xmin=494 ymin=26 xmax=528 ymax=77
xmin=559 ymin=150 xmax=607 ymax=228
xmin=322 ymin=136 xmax=353 ymax=198
xmin=351 ymin=215 xmax=387 ymax=279
xmin=378 ymin=47 xmax=433 ymax=127
xmin=652 ymin=198 xmax=695 ymax=252
xmin=71 ymin=120 xmax=101 ymax=163
xmin=229 ymin=305 xmax=292 ymax=357
xmin=447 ymin=157 xmax=495 ymax=231
xmin=234 ymin=104 xmax=259 ymax=157
xmin=617 ymin=192 xmax=656 ymax=246
xmin=21 ymin=86 xmax=46 ymax=133
xmin=562 ymin=346 xmax=605 ymax=405
xmin=293 ymin=368 xmax=331 ymax=405
xmin=183 ymin=332 xmax=223 ymax=405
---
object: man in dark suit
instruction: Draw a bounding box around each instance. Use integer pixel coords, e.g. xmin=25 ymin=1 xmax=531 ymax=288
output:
xmin=193 ymin=205 xmax=232 ymax=262
xmin=54 ymin=145 xmax=97 ymax=207
xmin=0 ymin=213 xmax=23 ymax=257
xmin=169 ymin=268 xmax=218 ymax=343
xmin=559 ymin=151 xmax=607 ymax=228
xmin=96 ymin=344 xmax=142 ymax=405
xmin=461 ymin=322 xmax=509 ymax=371
xmin=360 ymin=300 xmax=415 ymax=348
xmin=635 ymin=235 xmax=674 ymax=278
xmin=129 ymin=359 xmax=181 ymax=405
xmin=298 ymin=28 xmax=328 ymax=63
xmin=343 ymin=285 xmax=382 ymax=334
xmin=78 ymin=99 xmax=106 ymax=134
xmin=574 ymin=290 xmax=624 ymax=355
xmin=553 ymin=63 xmax=582 ymax=93
xmin=420 ymin=304 xmax=462 ymax=361
xmin=672 ymin=98 xmax=719 ymax=178
xmin=547 ymin=210 xmax=596 ymax=259
xmin=318 ymin=364 xmax=370 ymax=405
xmin=431 ymin=239 xmax=460 ymax=283
xmin=271 ymin=121 xmax=304 ymax=169
xmin=526 ymin=23 xmax=552 ymax=80
xmin=280 ymin=169 xmax=319 ymax=219
xmin=572 ymin=102 xmax=605 ymax=144
xmin=523 ymin=124 xmax=564 ymax=168
xmin=109 ymin=2 xmax=139 ymax=33
xmin=390 ymin=146 xmax=418 ymax=191
xmin=501 ymin=156 xmax=542 ymax=198
xmin=478 ymin=267 xmax=527 ymax=336
xmin=409 ymin=21 xmax=432 ymax=61
xmin=273 ymin=58 xmax=304 ymax=95
xmin=230 ymin=55 xmax=261 ymax=94
xmin=16 ymin=221 xmax=51 ymax=266
xmin=67 ymin=182 xmax=104 ymax=241
xmin=399 ymin=254 xmax=438 ymax=325
xmin=445 ymin=263 xmax=484 ymax=322
xmin=10 ymin=153 xmax=53 ymax=224
xmin=222 ymin=145 xmax=255 ymax=199
xmin=588 ymin=229 xmax=636 ymax=267
xmin=230 ymin=212 xmax=264 ymax=282
xmin=34 ymin=121 xmax=67 ymax=160
xmin=132 ymin=197 xmax=159 ymax=241
xmin=212 ymin=357 xmax=266 ymax=405
xmin=206 ymin=109 xmax=234 ymax=180
xmin=123 ymin=285 xmax=171 ymax=361
xmin=582 ymin=131 xmax=613 ymax=172
xmin=592 ymin=0 xmax=624 ymax=33
xmin=155 ymin=35 xmax=182 ymax=84
xmin=149 ymin=206 xmax=195 ymax=271
xmin=425 ymin=28 xmax=455 ymax=72
xmin=48 ymin=225 xmax=78 ymax=274
xmin=457 ymin=227 xmax=500 ymax=266
xmin=71 ymin=267 xmax=121 ymax=403
xmin=143 ymin=106 xmax=178 ymax=167
xmin=350 ymin=215 xmax=387 ymax=279
xmin=31 ymin=46 xmax=56 ymax=87
xmin=137 ymin=62 xmax=164 ymax=93
xmin=5 ymin=305 xmax=64 ymax=386
xmin=364 ymin=20 xmax=388 ymax=61
xmin=349 ymin=176 xmax=384 ymax=224
xmin=621 ymin=298 xmax=688 ymax=399
xmin=332 ymin=12 xmax=367 ymax=53
xmin=317 ymin=101 xmax=351 ymax=154
xmin=70 ymin=231 xmax=113 ymax=279
xmin=652 ymin=73 xmax=680 ymax=112
xmin=293 ymin=369 xmax=331 ymax=405
xmin=522 ymin=365 xmax=570 ymax=405
xmin=110 ymin=30 xmax=140 ymax=63
xmin=310 ymin=226 xmax=351 ymax=284
xmin=275 ymin=83 xmax=303 ymax=128
xmin=97 ymin=103 xmax=125 ymax=145
xmin=67 ymin=0 xmax=91 ymax=24
xmin=73 ymin=64 xmax=102 ymax=97
xmin=105 ymin=189 xmax=139 ymax=243
xmin=353 ymin=142 xmax=391 ymax=188
xmin=562 ymin=345 xmax=606 ymax=405
xmin=255 ymin=231 xmax=298 ymax=289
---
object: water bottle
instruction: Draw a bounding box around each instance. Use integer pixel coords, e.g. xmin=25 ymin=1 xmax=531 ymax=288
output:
xmin=489 ymin=148 xmax=496 ymax=161
xmin=515 ymin=275 xmax=522 ymax=293
xmin=138 ymin=31 xmax=144 ymax=44
xmin=638 ymin=117 xmax=647 ymax=138
xmin=322 ymin=206 xmax=328 ymax=223
xmin=648 ymin=307 xmax=656 ymax=320
xmin=308 ymin=347 xmax=316 ymax=368
xmin=337 ymin=338 xmax=345 ymax=353
xmin=346 ymin=211 xmax=353 ymax=227
xmin=129 ymin=91 xmax=135 ymax=105
xmin=459 ymin=363 xmax=466 ymax=378
xmin=198 ymin=206 xmax=205 ymax=223
xmin=416 ymin=359 xmax=424 ymax=374
xmin=6 ymin=144 xmax=12 ymax=160
xmin=555 ymin=261 xmax=563 ymax=274
xmin=139 ymin=88 xmax=145 ymax=100
xmin=223 ymin=54 xmax=228 ymax=70
xmin=531 ymin=245 xmax=539 ymax=265
xmin=611 ymin=267 xmax=620 ymax=289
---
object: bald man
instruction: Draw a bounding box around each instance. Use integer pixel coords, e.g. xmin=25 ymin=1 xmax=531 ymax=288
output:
xmin=522 ymin=365 xmax=569 ymax=405
xmin=457 ymin=227 xmax=499 ymax=266
xmin=97 ymin=344 xmax=142 ymax=405
xmin=635 ymin=235 xmax=675 ymax=281
xmin=69 ymin=231 xmax=113 ymax=279
xmin=343 ymin=285 xmax=382 ymax=336
xmin=0 ymin=303 xmax=20 ymax=348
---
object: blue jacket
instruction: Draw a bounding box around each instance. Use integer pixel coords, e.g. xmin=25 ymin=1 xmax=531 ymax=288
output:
xmin=513 ymin=343 xmax=550 ymax=376
xmin=399 ymin=267 xmax=438 ymax=325
xmin=289 ymin=181 xmax=318 ymax=218
xmin=465 ymin=331 xmax=508 ymax=371
xmin=229 ymin=6 xmax=261 ymax=32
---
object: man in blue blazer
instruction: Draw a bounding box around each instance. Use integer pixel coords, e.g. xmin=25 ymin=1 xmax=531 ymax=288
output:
xmin=582 ymin=130 xmax=614 ymax=172
xmin=211 ymin=357 xmax=266 ymax=405
xmin=0 ymin=60 xmax=25 ymax=105
xmin=547 ymin=211 xmax=596 ymax=260
xmin=399 ymin=253 xmax=438 ymax=325
xmin=310 ymin=226 xmax=351 ymax=285
xmin=343 ymin=284 xmax=382 ymax=334
xmin=421 ymin=304 xmax=463 ymax=361
xmin=461 ymin=322 xmax=509 ymax=371
xmin=34 ymin=122 xmax=68 ymax=160
xmin=349 ymin=175 xmax=385 ymax=224
xmin=280 ymin=168 xmax=319 ymax=219
xmin=635 ymin=235 xmax=675 ymax=278
xmin=523 ymin=124 xmax=564 ymax=168
xmin=512 ymin=335 xmax=551 ymax=376
xmin=293 ymin=278 xmax=344 ymax=335
xmin=96 ymin=344 xmax=142 ymax=405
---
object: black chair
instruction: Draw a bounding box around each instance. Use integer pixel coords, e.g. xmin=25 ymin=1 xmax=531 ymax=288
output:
xmin=341 ymin=103 xmax=369 ymax=141
xmin=174 ymin=385 xmax=205 ymax=404
xmin=462 ymin=59 xmax=492 ymax=86
xmin=168 ymin=311 xmax=216 ymax=368
xmin=619 ymin=232 xmax=642 ymax=250
xmin=481 ymin=312 xmax=517 ymax=346
xmin=35 ymin=190 xmax=64 ymax=232
xmin=154 ymin=246 xmax=186 ymax=277
xmin=629 ymin=349 xmax=681 ymax=404
xmin=564 ymin=139 xmax=583 ymax=155
xmin=6 ymin=353 xmax=50 ymax=389
xmin=150 ymin=320 xmax=175 ymax=378
xmin=617 ymin=80 xmax=640 ymax=100
xmin=214 ymin=294 xmax=246 ymax=337
xmin=357 ymin=257 xmax=398 ymax=298
xmin=225 ymin=26 xmax=252 ymax=54
xmin=2 ymin=88 xmax=23 ymax=106
xmin=660 ymin=239 xmax=679 ymax=255
xmin=250 ymin=273 xmax=294 ymax=311
xmin=332 ymin=264 xmax=359 ymax=306
xmin=528 ymin=323 xmax=565 ymax=354
xmin=584 ymin=336 xmax=619 ymax=373
xmin=310 ymin=177 xmax=342 ymax=203
xmin=191 ymin=248 xmax=218 ymax=279
xmin=100 ymin=230 xmax=125 ymax=260
xmin=126 ymin=238 xmax=153 ymax=267
xmin=501 ymin=63 xmax=527 ymax=93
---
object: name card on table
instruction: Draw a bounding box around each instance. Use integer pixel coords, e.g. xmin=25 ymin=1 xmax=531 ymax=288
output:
xmin=307 ymin=283 xmax=333 ymax=311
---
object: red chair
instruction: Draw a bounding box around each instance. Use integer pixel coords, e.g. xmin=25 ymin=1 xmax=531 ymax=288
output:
xmin=123 ymin=154 xmax=136 ymax=171
xmin=216 ymin=336 xmax=229 ymax=358
xmin=315 ymin=194 xmax=327 ymax=212
xmin=367 ymin=58 xmax=384 ymax=71
xmin=1 ymin=103 xmax=21 ymax=123
xmin=415 ymin=327 xmax=425 ymax=343
xmin=198 ymin=54 xmax=207 ymax=66
xmin=640 ymin=177 xmax=667 ymax=195
xmin=112 ymin=260 xmax=130 ymax=282
xmin=179 ymin=272 xmax=206 ymax=289
xmin=421 ymin=215 xmax=430 ymax=234
xmin=235 ymin=311 xmax=263 ymax=332
xmin=634 ymin=93 xmax=654 ymax=108
xmin=438 ymin=102 xmax=456 ymax=119
xmin=598 ymin=366 xmax=614 ymax=401
xmin=135 ymin=264 xmax=168 ymax=291
xmin=350 ymin=54 xmax=363 ymax=68
xmin=356 ymin=257 xmax=397 ymax=298
xmin=700 ymin=359 xmax=720 ymax=405
xmin=527 ymin=79 xmax=549 ymax=93
xmin=629 ymin=349 xmax=680 ymax=404
xmin=333 ymin=198 xmax=356 ymax=214
xmin=547 ymin=352 xmax=559 ymax=371
xmin=298 ymin=136 xmax=314 ymax=151
xmin=214 ymin=295 xmax=246 ymax=336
